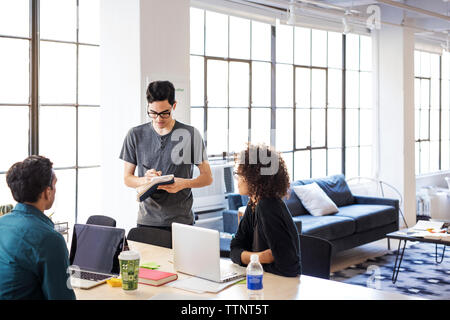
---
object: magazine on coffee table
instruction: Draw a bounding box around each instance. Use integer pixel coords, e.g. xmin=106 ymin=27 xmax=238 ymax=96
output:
xmin=410 ymin=220 xmax=445 ymax=231
xmin=399 ymin=220 xmax=448 ymax=238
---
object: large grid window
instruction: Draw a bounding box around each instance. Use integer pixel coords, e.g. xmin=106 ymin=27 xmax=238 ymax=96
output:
xmin=190 ymin=7 xmax=373 ymax=180
xmin=279 ymin=27 xmax=333 ymax=179
xmin=190 ymin=10 xmax=273 ymax=157
xmin=0 ymin=0 xmax=31 ymax=207
xmin=345 ymin=34 xmax=373 ymax=179
xmin=414 ymin=50 xmax=450 ymax=175
xmin=0 ymin=0 xmax=100 ymax=229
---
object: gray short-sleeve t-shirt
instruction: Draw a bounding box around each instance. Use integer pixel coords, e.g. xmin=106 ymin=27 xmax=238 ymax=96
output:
xmin=119 ymin=120 xmax=207 ymax=227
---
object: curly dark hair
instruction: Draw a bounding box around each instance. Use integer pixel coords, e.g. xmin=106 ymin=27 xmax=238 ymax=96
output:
xmin=146 ymin=80 xmax=176 ymax=105
xmin=235 ymin=143 xmax=290 ymax=210
xmin=6 ymin=155 xmax=54 ymax=203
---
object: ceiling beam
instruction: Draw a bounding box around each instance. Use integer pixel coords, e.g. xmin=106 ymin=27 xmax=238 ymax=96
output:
xmin=378 ymin=0 xmax=450 ymax=23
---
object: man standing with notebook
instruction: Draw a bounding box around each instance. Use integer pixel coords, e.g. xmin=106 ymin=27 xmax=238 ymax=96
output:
xmin=120 ymin=80 xmax=213 ymax=231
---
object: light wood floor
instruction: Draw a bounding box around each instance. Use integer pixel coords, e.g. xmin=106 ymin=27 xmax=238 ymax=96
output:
xmin=330 ymin=238 xmax=404 ymax=273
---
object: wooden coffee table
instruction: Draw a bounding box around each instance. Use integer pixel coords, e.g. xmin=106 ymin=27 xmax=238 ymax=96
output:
xmin=386 ymin=229 xmax=448 ymax=284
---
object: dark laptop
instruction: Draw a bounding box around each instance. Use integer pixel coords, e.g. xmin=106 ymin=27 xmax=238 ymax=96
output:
xmin=68 ymin=224 xmax=125 ymax=289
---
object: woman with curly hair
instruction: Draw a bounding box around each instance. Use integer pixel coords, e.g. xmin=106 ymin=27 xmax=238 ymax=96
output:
xmin=230 ymin=144 xmax=301 ymax=277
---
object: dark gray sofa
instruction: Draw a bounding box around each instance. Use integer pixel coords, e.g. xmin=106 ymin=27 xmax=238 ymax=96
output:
xmin=222 ymin=174 xmax=399 ymax=255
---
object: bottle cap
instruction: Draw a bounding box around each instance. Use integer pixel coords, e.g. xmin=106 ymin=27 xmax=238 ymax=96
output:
xmin=250 ymin=254 xmax=259 ymax=263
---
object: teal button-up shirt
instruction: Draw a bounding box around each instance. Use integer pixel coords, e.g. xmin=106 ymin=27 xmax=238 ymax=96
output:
xmin=0 ymin=203 xmax=76 ymax=300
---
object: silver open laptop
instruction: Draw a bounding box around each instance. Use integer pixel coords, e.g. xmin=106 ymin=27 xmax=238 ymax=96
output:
xmin=172 ymin=222 xmax=245 ymax=283
xmin=68 ymin=224 xmax=125 ymax=289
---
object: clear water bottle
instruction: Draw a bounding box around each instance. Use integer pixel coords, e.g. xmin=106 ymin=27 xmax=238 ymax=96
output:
xmin=246 ymin=254 xmax=264 ymax=300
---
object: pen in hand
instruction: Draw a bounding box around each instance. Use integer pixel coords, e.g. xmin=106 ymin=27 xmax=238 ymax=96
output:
xmin=142 ymin=164 xmax=162 ymax=177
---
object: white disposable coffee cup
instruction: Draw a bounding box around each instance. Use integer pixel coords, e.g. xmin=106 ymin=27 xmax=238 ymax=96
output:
xmin=118 ymin=250 xmax=141 ymax=293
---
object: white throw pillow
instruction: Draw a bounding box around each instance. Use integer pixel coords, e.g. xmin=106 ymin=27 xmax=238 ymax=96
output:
xmin=292 ymin=182 xmax=339 ymax=216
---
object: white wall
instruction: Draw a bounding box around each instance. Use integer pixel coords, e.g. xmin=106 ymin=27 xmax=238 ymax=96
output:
xmin=376 ymin=23 xmax=416 ymax=228
xmin=100 ymin=0 xmax=190 ymax=233
xmin=139 ymin=0 xmax=191 ymax=125
xmin=100 ymin=0 xmax=141 ymax=233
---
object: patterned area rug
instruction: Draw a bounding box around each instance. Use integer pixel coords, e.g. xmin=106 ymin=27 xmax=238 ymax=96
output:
xmin=330 ymin=241 xmax=450 ymax=300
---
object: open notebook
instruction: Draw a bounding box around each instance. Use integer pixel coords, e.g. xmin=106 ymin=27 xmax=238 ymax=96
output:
xmin=136 ymin=174 xmax=175 ymax=202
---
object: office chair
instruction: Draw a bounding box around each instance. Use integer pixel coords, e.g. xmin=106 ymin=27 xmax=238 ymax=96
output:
xmin=86 ymin=215 xmax=117 ymax=227
xmin=300 ymin=234 xmax=332 ymax=280
xmin=222 ymin=193 xmax=249 ymax=234
xmin=219 ymin=237 xmax=231 ymax=258
xmin=127 ymin=227 xmax=172 ymax=248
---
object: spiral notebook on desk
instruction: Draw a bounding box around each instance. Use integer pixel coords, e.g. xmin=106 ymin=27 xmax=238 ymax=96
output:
xmin=136 ymin=174 xmax=175 ymax=202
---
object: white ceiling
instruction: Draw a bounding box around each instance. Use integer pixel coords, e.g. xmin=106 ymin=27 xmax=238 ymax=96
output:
xmin=226 ymin=0 xmax=450 ymax=45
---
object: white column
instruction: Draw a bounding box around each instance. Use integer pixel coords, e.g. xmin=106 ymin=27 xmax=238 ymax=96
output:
xmin=376 ymin=23 xmax=416 ymax=228
xmin=139 ymin=0 xmax=191 ymax=124
xmin=100 ymin=0 xmax=190 ymax=233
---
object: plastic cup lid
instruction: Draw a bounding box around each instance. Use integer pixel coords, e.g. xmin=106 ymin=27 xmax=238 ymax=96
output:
xmin=119 ymin=250 xmax=140 ymax=260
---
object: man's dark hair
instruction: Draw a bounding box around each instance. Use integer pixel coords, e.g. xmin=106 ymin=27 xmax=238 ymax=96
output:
xmin=146 ymin=80 xmax=176 ymax=105
xmin=6 ymin=155 xmax=54 ymax=203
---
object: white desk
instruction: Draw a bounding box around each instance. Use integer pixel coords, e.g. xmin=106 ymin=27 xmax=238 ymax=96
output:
xmin=74 ymin=241 xmax=420 ymax=300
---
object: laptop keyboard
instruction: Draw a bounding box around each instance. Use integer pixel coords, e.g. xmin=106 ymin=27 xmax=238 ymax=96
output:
xmin=221 ymin=271 xmax=244 ymax=282
xmin=71 ymin=271 xmax=111 ymax=282
xmin=219 ymin=260 xmax=246 ymax=282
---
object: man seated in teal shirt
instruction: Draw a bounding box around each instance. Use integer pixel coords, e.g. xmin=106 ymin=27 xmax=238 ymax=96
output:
xmin=0 ymin=155 xmax=76 ymax=300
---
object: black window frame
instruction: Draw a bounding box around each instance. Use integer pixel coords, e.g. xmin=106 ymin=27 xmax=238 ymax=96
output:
xmin=0 ymin=0 xmax=100 ymax=224
xmin=190 ymin=8 xmax=375 ymax=181
xmin=414 ymin=50 xmax=446 ymax=175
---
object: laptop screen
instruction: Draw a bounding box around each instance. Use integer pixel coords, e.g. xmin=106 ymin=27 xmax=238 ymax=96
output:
xmin=69 ymin=224 xmax=125 ymax=275
xmin=172 ymin=222 xmax=222 ymax=281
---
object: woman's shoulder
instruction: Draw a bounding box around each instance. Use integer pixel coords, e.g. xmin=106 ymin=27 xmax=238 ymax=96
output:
xmin=257 ymin=197 xmax=285 ymax=210
xmin=256 ymin=198 xmax=292 ymax=219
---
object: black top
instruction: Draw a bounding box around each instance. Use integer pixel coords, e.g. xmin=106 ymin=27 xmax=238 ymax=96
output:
xmin=230 ymin=197 xmax=302 ymax=277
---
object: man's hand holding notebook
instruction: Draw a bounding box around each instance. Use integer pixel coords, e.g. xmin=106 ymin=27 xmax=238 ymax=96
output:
xmin=136 ymin=166 xmax=175 ymax=202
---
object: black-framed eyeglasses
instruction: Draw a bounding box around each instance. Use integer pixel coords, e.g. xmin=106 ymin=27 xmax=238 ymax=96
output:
xmin=147 ymin=110 xmax=172 ymax=119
